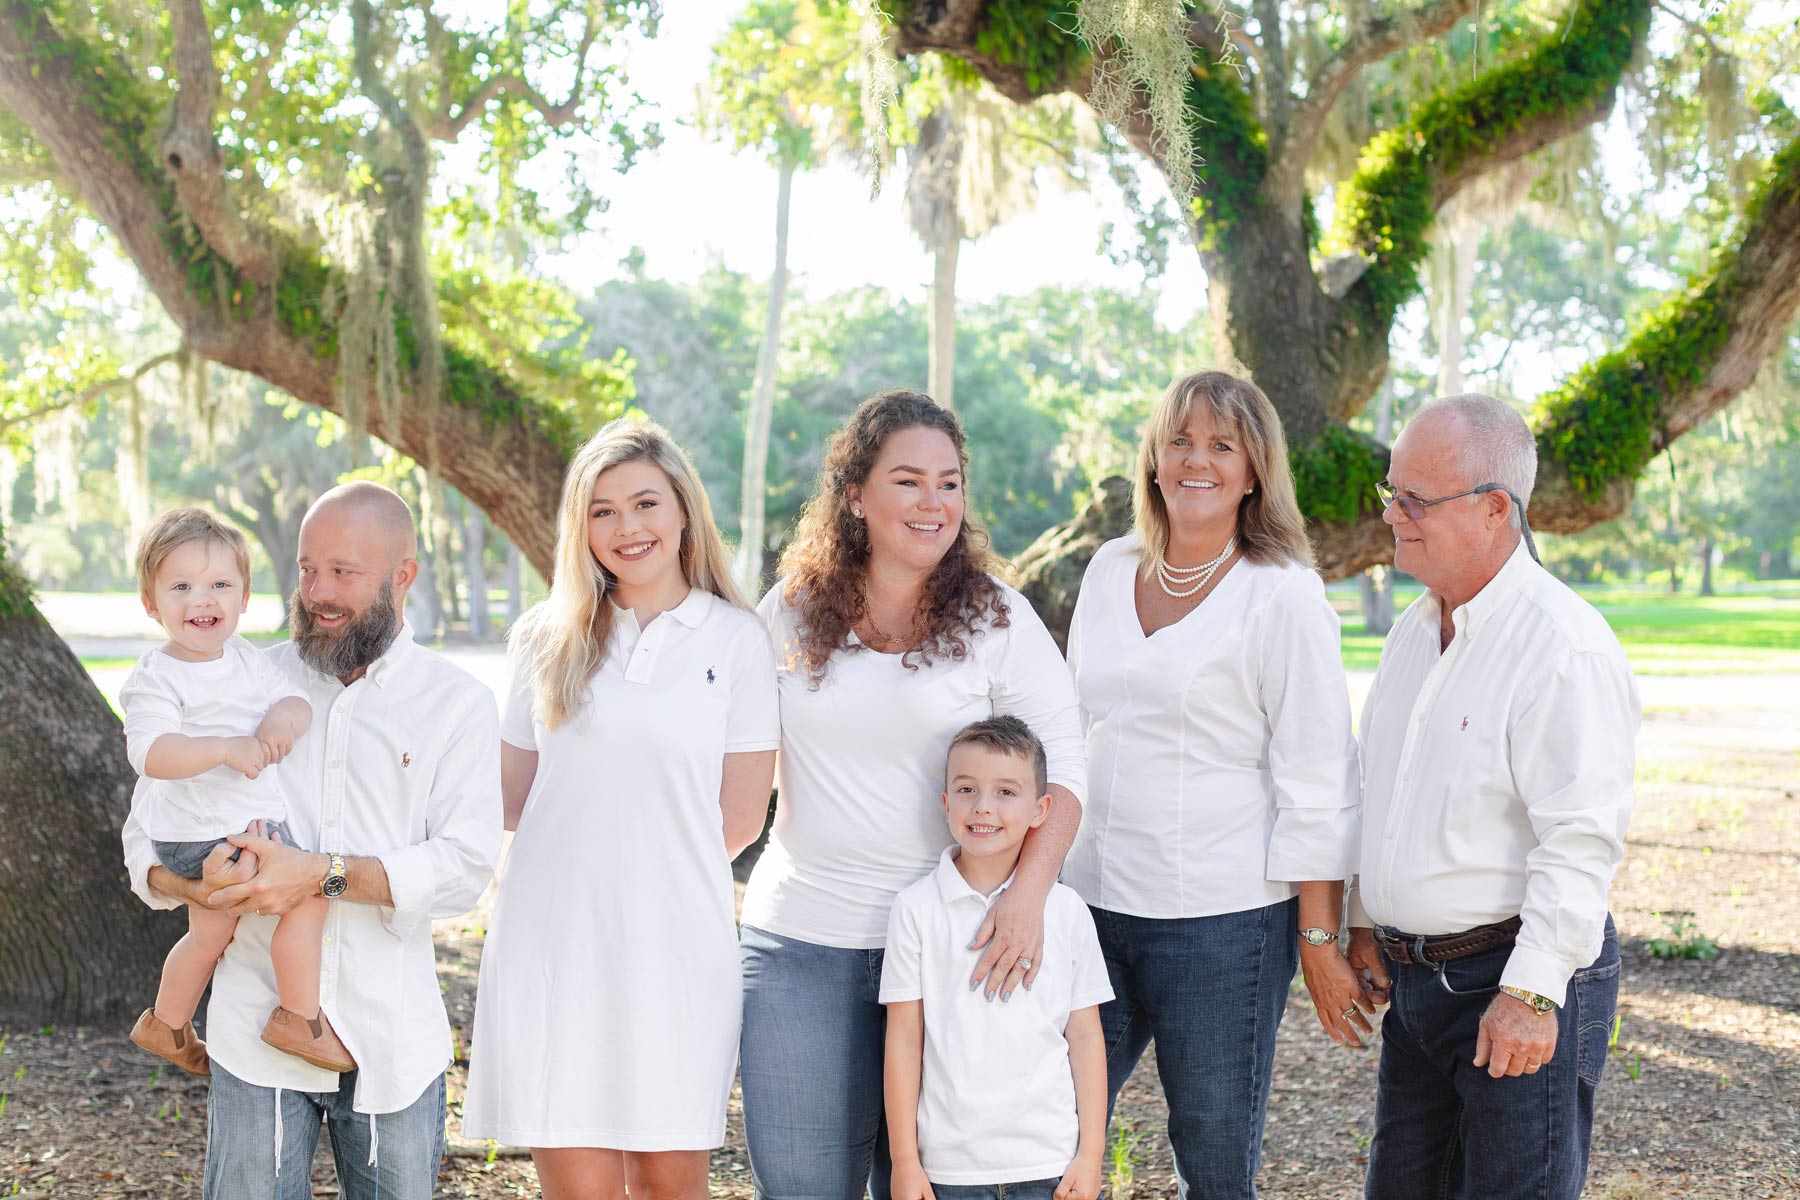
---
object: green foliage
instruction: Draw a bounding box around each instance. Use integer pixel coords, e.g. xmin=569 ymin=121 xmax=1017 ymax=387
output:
xmin=1182 ymin=57 xmax=1268 ymax=249
xmin=1646 ymin=910 xmax=1722 ymax=960
xmin=1330 ymin=0 xmax=1651 ymax=324
xmin=1536 ymin=135 xmax=1800 ymax=500
xmin=705 ymin=0 xmax=866 ymax=169
xmin=974 ymin=0 xmax=1089 ymax=95
xmin=1289 ymin=424 xmax=1389 ymax=527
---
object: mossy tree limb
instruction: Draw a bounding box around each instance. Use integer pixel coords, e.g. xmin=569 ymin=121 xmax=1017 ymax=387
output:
xmin=0 ymin=0 xmax=592 ymax=578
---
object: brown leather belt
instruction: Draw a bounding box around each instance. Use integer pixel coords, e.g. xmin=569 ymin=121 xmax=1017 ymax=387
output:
xmin=1374 ymin=916 xmax=1523 ymax=965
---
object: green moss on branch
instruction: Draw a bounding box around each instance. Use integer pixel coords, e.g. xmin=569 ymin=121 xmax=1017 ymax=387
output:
xmin=1289 ymin=424 xmax=1389 ymax=526
xmin=1330 ymin=0 xmax=1650 ymax=325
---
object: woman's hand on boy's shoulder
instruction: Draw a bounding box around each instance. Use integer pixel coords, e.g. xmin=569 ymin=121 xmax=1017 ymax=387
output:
xmin=890 ymin=1158 xmax=935 ymax=1200
xmin=1056 ymin=1153 xmax=1103 ymax=1200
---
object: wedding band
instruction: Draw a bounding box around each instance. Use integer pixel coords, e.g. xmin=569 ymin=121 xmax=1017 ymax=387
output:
xmin=1527 ymin=1061 xmax=1542 ymax=1069
xmin=1016 ymin=957 xmax=1033 ymax=971
xmin=1341 ymin=1008 xmax=1358 ymax=1020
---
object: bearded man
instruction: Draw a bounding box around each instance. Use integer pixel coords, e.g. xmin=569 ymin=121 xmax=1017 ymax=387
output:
xmin=122 ymin=481 xmax=502 ymax=1199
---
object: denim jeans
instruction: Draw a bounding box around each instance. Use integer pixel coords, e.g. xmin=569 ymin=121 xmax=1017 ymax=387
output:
xmin=932 ymin=1178 xmax=1061 ymax=1200
xmin=740 ymin=924 xmax=893 ymax=1200
xmin=203 ymin=1062 xmax=447 ymax=1200
xmin=1364 ymin=917 xmax=1621 ymax=1200
xmin=1092 ymin=897 xmax=1298 ymax=1200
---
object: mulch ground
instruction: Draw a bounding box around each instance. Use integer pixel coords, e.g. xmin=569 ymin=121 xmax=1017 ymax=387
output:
xmin=5 ymin=675 xmax=1796 ymax=1198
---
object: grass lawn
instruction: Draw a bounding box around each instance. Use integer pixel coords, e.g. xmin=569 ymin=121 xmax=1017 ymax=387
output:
xmin=1331 ymin=586 xmax=1800 ymax=674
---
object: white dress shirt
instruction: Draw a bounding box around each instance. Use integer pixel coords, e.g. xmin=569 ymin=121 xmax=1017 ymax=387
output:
xmin=880 ymin=848 xmax=1113 ymax=1185
xmin=1350 ymin=542 xmax=1640 ymax=1004
xmin=741 ymin=577 xmax=1087 ymax=948
xmin=1063 ymin=536 xmax=1360 ymax=919
xmin=120 ymin=635 xmax=306 ymax=841
xmin=123 ymin=623 xmax=503 ymax=1113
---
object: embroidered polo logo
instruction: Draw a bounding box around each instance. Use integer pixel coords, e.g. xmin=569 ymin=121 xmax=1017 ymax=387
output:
xmin=706 ymin=667 xmax=715 ymax=683
xmin=1460 ymin=717 xmax=1469 ymax=732
xmin=402 ymin=752 xmax=411 ymax=767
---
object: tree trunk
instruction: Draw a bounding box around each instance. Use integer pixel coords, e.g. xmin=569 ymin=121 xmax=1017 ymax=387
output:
xmin=1360 ymin=384 xmax=1398 ymax=634
xmin=0 ymin=557 xmax=181 ymax=1023
xmin=504 ymin=539 xmax=523 ymax=628
xmin=736 ymin=158 xmax=794 ymax=596
xmin=930 ymin=236 xmax=960 ymax=410
xmin=462 ymin=497 xmax=489 ymax=643
xmin=410 ymin=551 xmax=442 ymax=641
xmin=1699 ymin=536 xmax=1716 ymax=597
xmin=1434 ymin=225 xmax=1479 ymax=398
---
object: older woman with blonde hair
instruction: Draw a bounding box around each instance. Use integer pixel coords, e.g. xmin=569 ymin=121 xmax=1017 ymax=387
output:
xmin=738 ymin=389 xmax=1087 ymax=1200
xmin=1063 ymin=370 xmax=1363 ymax=1199
xmin=462 ymin=419 xmax=780 ymax=1200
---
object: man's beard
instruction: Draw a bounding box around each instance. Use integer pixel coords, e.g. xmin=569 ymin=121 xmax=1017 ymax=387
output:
xmin=291 ymin=580 xmax=400 ymax=678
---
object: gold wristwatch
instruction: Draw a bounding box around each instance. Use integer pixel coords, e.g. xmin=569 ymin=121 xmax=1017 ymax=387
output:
xmin=1500 ymin=985 xmax=1556 ymax=1014
xmin=320 ymin=852 xmax=348 ymax=899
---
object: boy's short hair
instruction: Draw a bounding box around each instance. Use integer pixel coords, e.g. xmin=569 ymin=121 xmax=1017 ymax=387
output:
xmin=945 ymin=715 xmax=1049 ymax=797
xmin=135 ymin=507 xmax=253 ymax=599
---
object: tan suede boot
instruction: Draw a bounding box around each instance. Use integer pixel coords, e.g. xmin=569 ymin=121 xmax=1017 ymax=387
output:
xmin=129 ymin=1008 xmax=211 ymax=1076
xmin=260 ymin=1006 xmax=356 ymax=1072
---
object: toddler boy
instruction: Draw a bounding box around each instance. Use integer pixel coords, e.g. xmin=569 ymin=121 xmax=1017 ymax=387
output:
xmin=882 ymin=715 xmax=1111 ymax=1200
xmin=121 ymin=507 xmax=352 ymax=1076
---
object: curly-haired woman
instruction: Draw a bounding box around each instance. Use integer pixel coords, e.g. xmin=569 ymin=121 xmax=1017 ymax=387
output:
xmin=738 ymin=390 xmax=1087 ymax=1200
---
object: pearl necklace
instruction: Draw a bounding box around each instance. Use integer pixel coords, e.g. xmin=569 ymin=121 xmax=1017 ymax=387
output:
xmin=1155 ymin=536 xmax=1237 ymax=599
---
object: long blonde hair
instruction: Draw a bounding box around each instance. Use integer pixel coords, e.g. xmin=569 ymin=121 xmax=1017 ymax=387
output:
xmin=512 ymin=418 xmax=746 ymax=729
xmin=1133 ymin=370 xmax=1314 ymax=570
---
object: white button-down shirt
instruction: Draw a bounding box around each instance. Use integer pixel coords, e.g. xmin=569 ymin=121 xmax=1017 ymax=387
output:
xmin=123 ymin=623 xmax=502 ymax=1113
xmin=880 ymin=848 xmax=1113 ymax=1185
xmin=1349 ymin=543 xmax=1640 ymax=1003
xmin=1063 ymin=537 xmax=1360 ymax=918
xmin=743 ymin=577 xmax=1087 ymax=948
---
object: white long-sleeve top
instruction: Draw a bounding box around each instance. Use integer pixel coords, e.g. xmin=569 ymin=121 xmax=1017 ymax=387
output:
xmin=1063 ymin=536 xmax=1360 ymax=919
xmin=123 ymin=623 xmax=502 ymax=1114
xmin=741 ymin=576 xmax=1087 ymax=949
xmin=1349 ymin=542 xmax=1640 ymax=1005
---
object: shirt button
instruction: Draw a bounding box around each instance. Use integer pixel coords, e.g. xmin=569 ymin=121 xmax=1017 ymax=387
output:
xmin=330 ymin=759 xmax=341 ymax=768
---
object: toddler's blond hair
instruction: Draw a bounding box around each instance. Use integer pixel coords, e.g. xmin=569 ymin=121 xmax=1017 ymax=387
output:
xmin=135 ymin=507 xmax=252 ymax=600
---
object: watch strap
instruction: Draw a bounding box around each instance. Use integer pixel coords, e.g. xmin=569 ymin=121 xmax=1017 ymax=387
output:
xmin=1499 ymin=984 xmax=1556 ymax=1013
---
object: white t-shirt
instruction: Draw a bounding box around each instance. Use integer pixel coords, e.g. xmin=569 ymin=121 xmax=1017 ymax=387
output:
xmin=1063 ymin=537 xmax=1360 ymax=918
xmin=119 ymin=634 xmax=307 ymax=842
xmin=742 ymin=576 xmax=1087 ymax=948
xmin=880 ymin=848 xmax=1114 ymax=1185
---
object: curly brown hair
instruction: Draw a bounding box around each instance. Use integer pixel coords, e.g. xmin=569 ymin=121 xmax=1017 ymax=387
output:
xmin=778 ymin=389 xmax=1009 ymax=683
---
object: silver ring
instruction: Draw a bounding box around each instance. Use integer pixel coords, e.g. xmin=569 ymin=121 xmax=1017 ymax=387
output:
xmin=1341 ymin=1008 xmax=1358 ymax=1020
xmin=1016 ymin=957 xmax=1033 ymax=972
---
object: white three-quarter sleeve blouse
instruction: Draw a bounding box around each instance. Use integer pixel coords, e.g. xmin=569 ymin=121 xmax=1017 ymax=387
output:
xmin=1062 ymin=535 xmax=1360 ymax=919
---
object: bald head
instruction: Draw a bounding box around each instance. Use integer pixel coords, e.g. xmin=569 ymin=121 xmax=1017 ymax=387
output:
xmin=306 ymin=481 xmax=418 ymax=566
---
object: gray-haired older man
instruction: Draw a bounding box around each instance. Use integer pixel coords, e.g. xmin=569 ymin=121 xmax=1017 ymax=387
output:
xmin=1344 ymin=395 xmax=1639 ymax=1199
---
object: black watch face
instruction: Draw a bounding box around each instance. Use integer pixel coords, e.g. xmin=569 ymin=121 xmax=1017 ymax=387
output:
xmin=322 ymin=875 xmax=348 ymax=898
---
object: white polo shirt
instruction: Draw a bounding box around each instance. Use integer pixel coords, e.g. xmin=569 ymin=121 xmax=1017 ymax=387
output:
xmin=880 ymin=848 xmax=1114 ymax=1185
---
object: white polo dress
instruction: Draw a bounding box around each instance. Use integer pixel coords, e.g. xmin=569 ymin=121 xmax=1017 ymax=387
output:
xmin=462 ymin=589 xmax=780 ymax=1149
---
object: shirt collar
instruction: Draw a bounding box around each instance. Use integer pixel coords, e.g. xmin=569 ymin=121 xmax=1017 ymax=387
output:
xmin=931 ymin=844 xmax=1018 ymax=905
xmin=1420 ymin=539 xmax=1536 ymax=643
xmin=609 ymin=587 xmax=709 ymax=634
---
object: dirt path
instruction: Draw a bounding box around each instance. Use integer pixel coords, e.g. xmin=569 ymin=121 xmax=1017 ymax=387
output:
xmin=4 ymin=674 xmax=1796 ymax=1198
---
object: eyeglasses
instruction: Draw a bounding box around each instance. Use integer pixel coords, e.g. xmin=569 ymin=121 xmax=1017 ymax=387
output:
xmin=1375 ymin=481 xmax=1540 ymax=563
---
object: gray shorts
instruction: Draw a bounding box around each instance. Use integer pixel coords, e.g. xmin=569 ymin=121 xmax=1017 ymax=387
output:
xmin=153 ymin=820 xmax=301 ymax=879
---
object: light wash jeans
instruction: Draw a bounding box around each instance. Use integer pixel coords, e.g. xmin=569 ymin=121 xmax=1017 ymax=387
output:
xmin=203 ymin=1062 xmax=446 ymax=1200
xmin=932 ymin=1179 xmax=1062 ymax=1200
xmin=739 ymin=924 xmax=893 ymax=1200
xmin=1093 ymin=897 xmax=1300 ymax=1200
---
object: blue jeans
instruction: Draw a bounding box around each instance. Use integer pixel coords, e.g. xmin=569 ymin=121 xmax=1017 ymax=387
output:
xmin=739 ymin=925 xmax=892 ymax=1200
xmin=203 ymin=1062 xmax=446 ymax=1200
xmin=933 ymin=1178 xmax=1061 ymax=1200
xmin=1092 ymin=897 xmax=1298 ymax=1200
xmin=1365 ymin=917 xmax=1621 ymax=1199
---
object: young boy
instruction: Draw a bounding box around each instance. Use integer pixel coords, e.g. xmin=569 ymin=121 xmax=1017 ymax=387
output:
xmin=121 ymin=507 xmax=353 ymax=1076
xmin=881 ymin=715 xmax=1112 ymax=1200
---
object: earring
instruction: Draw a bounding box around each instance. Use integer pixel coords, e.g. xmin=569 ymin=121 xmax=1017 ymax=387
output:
xmin=852 ymin=508 xmax=863 ymax=518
